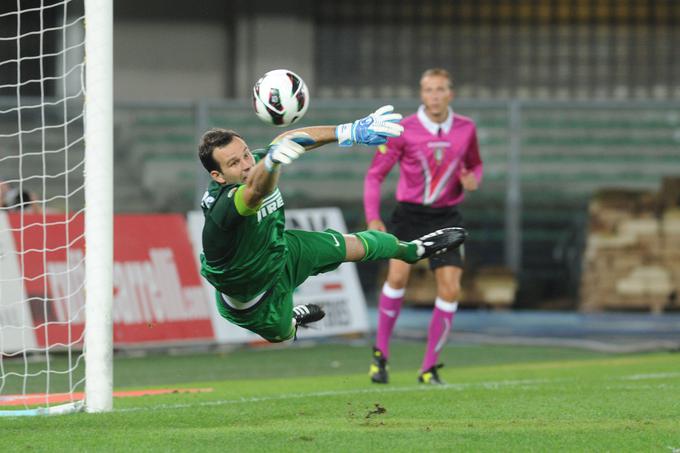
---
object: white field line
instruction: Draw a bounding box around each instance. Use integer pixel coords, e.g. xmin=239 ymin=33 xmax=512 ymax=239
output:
xmin=115 ymin=371 xmax=678 ymax=414
xmin=606 ymin=384 xmax=677 ymax=391
xmin=619 ymin=372 xmax=680 ymax=381
xmin=115 ymin=378 xmax=555 ymax=413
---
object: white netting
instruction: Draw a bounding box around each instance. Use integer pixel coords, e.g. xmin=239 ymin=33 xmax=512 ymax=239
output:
xmin=0 ymin=0 xmax=87 ymax=413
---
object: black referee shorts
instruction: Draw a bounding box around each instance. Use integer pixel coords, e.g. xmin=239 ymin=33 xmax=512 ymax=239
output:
xmin=389 ymin=202 xmax=465 ymax=270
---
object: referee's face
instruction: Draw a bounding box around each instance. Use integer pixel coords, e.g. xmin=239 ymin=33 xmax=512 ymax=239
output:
xmin=420 ymin=75 xmax=454 ymax=121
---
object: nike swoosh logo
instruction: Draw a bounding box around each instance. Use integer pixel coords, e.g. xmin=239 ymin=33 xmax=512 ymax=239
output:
xmin=328 ymin=233 xmax=340 ymax=247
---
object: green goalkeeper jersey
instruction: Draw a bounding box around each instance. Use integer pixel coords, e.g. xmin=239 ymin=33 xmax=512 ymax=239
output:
xmin=199 ymin=152 xmax=287 ymax=301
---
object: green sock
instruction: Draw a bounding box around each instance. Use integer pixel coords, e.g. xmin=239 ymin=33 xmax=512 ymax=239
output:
xmin=353 ymin=230 xmax=420 ymax=263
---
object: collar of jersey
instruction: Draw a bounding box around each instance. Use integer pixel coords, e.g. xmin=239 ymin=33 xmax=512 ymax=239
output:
xmin=417 ymin=105 xmax=454 ymax=136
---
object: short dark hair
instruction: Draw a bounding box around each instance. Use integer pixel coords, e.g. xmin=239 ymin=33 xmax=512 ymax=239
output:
xmin=198 ymin=128 xmax=243 ymax=173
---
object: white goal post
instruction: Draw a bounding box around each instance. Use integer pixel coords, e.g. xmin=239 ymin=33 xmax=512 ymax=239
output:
xmin=83 ymin=0 xmax=113 ymax=414
xmin=0 ymin=0 xmax=112 ymax=416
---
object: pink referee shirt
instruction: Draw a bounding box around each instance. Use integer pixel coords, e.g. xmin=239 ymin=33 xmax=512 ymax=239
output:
xmin=363 ymin=106 xmax=483 ymax=223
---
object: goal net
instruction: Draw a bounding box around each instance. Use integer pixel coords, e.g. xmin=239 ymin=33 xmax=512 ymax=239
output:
xmin=0 ymin=0 xmax=112 ymax=416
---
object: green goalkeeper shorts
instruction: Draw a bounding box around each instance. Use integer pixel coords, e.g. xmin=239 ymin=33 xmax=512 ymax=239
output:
xmin=214 ymin=228 xmax=346 ymax=342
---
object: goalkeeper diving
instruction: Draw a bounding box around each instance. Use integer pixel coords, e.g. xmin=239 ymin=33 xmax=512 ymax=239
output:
xmin=198 ymin=106 xmax=467 ymax=342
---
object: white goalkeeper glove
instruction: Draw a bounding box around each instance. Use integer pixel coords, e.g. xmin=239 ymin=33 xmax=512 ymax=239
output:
xmin=335 ymin=105 xmax=404 ymax=147
xmin=263 ymin=133 xmax=310 ymax=172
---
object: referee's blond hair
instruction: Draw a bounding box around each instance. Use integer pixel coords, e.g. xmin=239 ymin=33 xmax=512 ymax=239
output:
xmin=420 ymin=68 xmax=453 ymax=89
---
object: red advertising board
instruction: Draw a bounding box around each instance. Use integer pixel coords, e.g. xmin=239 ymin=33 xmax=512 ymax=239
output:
xmin=8 ymin=213 xmax=214 ymax=347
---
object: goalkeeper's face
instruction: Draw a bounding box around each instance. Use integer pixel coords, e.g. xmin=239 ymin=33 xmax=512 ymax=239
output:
xmin=209 ymin=137 xmax=255 ymax=185
xmin=420 ymin=75 xmax=454 ymax=119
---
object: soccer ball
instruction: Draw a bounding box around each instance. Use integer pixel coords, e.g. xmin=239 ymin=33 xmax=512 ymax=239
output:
xmin=252 ymin=69 xmax=310 ymax=127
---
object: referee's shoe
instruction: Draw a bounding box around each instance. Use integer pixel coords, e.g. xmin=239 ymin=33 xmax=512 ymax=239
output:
xmin=418 ymin=364 xmax=445 ymax=385
xmin=369 ymin=347 xmax=389 ymax=384
xmin=414 ymin=227 xmax=467 ymax=259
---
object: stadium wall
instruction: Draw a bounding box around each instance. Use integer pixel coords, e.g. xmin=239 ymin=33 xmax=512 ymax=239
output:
xmin=114 ymin=22 xmax=229 ymax=102
xmin=114 ymin=3 xmax=314 ymax=102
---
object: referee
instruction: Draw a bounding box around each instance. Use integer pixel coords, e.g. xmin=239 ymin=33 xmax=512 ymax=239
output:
xmin=363 ymin=68 xmax=483 ymax=385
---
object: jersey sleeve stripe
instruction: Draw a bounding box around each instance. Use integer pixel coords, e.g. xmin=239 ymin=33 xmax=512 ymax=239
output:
xmin=234 ymin=185 xmax=261 ymax=216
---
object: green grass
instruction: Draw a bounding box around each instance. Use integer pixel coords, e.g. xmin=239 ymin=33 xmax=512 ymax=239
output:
xmin=1 ymin=343 xmax=679 ymax=452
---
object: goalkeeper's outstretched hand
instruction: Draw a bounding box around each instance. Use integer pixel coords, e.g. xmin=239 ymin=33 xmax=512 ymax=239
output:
xmin=264 ymin=134 xmax=308 ymax=171
xmin=335 ymin=105 xmax=404 ymax=147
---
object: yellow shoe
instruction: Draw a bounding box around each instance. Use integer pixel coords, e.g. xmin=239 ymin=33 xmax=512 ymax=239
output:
xmin=369 ymin=347 xmax=388 ymax=384
xmin=418 ymin=364 xmax=445 ymax=384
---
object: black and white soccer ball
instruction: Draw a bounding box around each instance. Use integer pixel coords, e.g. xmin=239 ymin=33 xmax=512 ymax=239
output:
xmin=252 ymin=69 xmax=310 ymax=127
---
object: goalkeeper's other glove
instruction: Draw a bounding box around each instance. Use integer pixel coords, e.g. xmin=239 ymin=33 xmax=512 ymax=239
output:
xmin=335 ymin=105 xmax=404 ymax=147
xmin=263 ymin=133 xmax=309 ymax=172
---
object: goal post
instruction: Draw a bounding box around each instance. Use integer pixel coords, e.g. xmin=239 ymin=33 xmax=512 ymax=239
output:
xmin=84 ymin=0 xmax=113 ymax=413
xmin=0 ymin=0 xmax=113 ymax=416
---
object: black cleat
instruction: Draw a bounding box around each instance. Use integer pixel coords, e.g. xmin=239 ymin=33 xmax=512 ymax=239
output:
xmin=418 ymin=364 xmax=445 ymax=385
xmin=414 ymin=227 xmax=467 ymax=260
xmin=369 ymin=347 xmax=389 ymax=384
xmin=293 ymin=304 xmax=325 ymax=328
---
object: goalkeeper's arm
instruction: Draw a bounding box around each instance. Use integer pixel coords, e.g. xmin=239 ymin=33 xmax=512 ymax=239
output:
xmin=272 ymin=105 xmax=404 ymax=150
xmin=240 ymin=137 xmax=306 ymax=210
xmin=241 ymin=105 xmax=405 ymax=209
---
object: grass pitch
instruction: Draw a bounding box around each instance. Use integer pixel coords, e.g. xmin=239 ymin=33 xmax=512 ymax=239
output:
xmin=2 ymin=342 xmax=679 ymax=452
